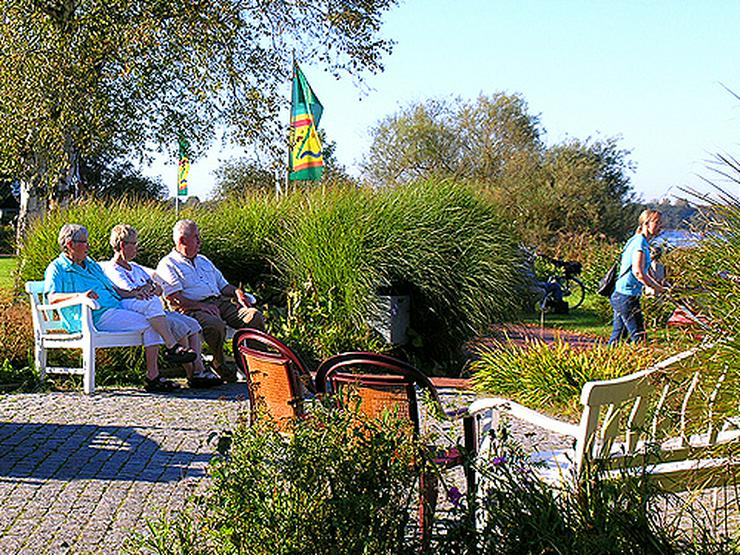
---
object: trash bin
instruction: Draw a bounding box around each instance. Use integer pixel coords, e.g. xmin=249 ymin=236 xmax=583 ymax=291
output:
xmin=368 ymin=290 xmax=410 ymax=346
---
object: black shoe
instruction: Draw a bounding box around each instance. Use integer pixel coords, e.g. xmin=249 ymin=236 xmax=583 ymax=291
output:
xmin=188 ymin=370 xmax=224 ymax=389
xmin=214 ymin=363 xmax=239 ymax=383
xmin=145 ymin=375 xmax=181 ymax=393
xmin=164 ymin=344 xmax=197 ymax=364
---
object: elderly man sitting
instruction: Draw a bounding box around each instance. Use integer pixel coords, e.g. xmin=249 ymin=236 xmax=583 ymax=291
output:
xmin=156 ymin=219 xmax=265 ymax=382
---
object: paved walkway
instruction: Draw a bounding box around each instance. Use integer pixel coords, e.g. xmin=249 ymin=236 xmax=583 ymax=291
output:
xmin=0 ymin=346 xmax=573 ymax=554
xmin=0 ymin=386 xmax=248 ymax=554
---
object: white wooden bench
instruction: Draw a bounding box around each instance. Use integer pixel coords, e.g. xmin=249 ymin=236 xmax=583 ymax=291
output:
xmin=27 ymin=280 xmax=243 ymax=393
xmin=467 ymin=345 xmax=740 ymax=493
xmin=26 ymin=280 xmax=147 ymax=394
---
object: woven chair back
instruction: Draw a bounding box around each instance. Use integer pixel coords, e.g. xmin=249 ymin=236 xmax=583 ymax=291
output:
xmin=233 ymin=329 xmax=313 ymax=428
xmin=316 ymin=353 xmax=441 ymax=437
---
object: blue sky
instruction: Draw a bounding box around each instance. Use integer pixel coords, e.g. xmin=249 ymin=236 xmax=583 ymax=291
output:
xmin=148 ymin=0 xmax=740 ymax=202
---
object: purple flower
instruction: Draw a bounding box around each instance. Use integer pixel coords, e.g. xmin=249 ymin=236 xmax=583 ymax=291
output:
xmin=492 ymin=456 xmax=506 ymax=466
xmin=447 ymin=486 xmax=463 ymax=507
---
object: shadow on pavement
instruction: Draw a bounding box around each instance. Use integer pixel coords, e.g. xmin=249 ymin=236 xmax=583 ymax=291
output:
xmin=0 ymin=422 xmax=212 ymax=483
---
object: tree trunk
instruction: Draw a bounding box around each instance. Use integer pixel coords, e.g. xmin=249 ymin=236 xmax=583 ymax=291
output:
xmin=15 ymin=139 xmax=81 ymax=253
xmin=16 ymin=177 xmax=47 ymax=254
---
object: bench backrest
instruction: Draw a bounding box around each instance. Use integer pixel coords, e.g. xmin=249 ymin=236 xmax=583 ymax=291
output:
xmin=574 ymin=345 xmax=730 ymax=473
xmin=25 ymin=280 xmax=69 ymax=335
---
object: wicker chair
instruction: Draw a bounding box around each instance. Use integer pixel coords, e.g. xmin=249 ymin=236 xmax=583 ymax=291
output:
xmin=315 ymin=352 xmax=469 ymax=548
xmin=232 ymin=329 xmax=315 ymax=428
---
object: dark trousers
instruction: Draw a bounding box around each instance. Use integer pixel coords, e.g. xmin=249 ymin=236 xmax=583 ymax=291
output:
xmin=608 ymin=291 xmax=645 ymax=344
xmin=186 ymin=295 xmax=265 ymax=367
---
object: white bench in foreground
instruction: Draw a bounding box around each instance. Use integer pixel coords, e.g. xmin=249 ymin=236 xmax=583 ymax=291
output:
xmin=467 ymin=344 xmax=740 ymax=493
xmin=26 ymin=280 xmax=148 ymax=394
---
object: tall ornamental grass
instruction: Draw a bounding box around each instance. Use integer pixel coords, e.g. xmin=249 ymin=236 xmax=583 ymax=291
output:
xmin=470 ymin=340 xmax=660 ymax=417
xmin=659 ymin=176 xmax=740 ymax=420
xmin=15 ymin=181 xmax=524 ymax=373
xmin=370 ymin=181 xmax=526 ymax=363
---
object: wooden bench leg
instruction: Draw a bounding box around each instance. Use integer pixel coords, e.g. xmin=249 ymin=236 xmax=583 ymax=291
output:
xmin=82 ymin=343 xmax=96 ymax=395
xmin=35 ymin=341 xmax=47 ymax=381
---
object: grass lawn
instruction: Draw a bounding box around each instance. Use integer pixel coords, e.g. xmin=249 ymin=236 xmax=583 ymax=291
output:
xmin=525 ymin=308 xmax=612 ymax=338
xmin=523 ymin=292 xmax=613 ymax=338
xmin=0 ymin=257 xmax=17 ymax=290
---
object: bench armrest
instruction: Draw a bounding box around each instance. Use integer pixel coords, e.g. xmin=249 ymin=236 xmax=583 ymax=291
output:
xmin=468 ymin=397 xmax=579 ymax=438
xmin=37 ymin=296 xmax=101 ymax=312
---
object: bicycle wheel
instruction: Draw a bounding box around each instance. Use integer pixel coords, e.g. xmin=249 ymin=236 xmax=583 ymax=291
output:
xmin=563 ymin=276 xmax=586 ymax=309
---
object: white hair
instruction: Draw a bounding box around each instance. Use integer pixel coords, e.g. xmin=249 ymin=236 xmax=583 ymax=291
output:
xmin=58 ymin=224 xmax=88 ymax=252
xmin=172 ymin=219 xmax=198 ymax=244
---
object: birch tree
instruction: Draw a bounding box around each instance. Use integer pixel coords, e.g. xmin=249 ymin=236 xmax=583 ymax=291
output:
xmin=0 ymin=0 xmax=397 ymax=246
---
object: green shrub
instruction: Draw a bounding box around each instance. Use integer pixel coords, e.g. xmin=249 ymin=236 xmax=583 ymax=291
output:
xmin=17 ymin=183 xmax=524 ymax=374
xmin=438 ymin=423 xmax=735 ymax=555
xmin=470 ymin=340 xmax=660 ymax=417
xmin=128 ymin=402 xmax=427 ymax=554
xmin=0 ymin=224 xmax=15 ymax=255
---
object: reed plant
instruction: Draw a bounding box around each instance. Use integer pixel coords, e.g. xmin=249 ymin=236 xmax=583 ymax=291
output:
xmin=470 ymin=340 xmax=659 ymax=417
xmin=14 ymin=181 xmax=524 ymax=380
xmin=369 ymin=180 xmax=526 ymax=365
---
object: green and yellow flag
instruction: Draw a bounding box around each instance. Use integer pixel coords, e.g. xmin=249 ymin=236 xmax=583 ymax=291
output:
xmin=289 ymin=63 xmax=324 ymax=181
xmin=178 ymin=138 xmax=190 ymax=196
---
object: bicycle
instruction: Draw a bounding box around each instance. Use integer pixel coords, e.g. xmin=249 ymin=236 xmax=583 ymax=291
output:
xmin=537 ymin=255 xmax=586 ymax=311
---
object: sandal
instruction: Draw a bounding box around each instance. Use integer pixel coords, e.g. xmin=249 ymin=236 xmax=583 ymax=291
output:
xmin=163 ymin=344 xmax=197 ymax=364
xmin=145 ymin=375 xmax=181 ymax=393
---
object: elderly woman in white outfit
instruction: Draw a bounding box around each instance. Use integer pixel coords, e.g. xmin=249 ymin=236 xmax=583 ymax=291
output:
xmin=101 ymin=224 xmax=222 ymax=388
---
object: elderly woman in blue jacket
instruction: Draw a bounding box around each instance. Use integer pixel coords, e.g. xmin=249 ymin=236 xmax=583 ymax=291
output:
xmin=609 ymin=209 xmax=667 ymax=344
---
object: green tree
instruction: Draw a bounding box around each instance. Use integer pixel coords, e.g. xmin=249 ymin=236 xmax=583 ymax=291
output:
xmin=213 ymin=130 xmax=353 ymax=199
xmin=80 ymin=158 xmax=167 ymax=201
xmin=364 ymin=99 xmax=464 ymax=184
xmin=364 ymin=94 xmax=638 ymax=243
xmin=212 ymin=158 xmax=277 ymax=199
xmin=529 ymin=137 xmax=638 ymax=241
xmin=0 ymin=0 xmax=397 ymax=244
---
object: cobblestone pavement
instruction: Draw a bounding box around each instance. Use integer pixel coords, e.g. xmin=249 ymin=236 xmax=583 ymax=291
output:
xmin=0 ymin=382 xmax=572 ymax=554
xmin=0 ymin=385 xmax=248 ymax=554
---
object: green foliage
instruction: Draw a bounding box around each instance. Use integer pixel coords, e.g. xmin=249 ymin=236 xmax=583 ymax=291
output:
xmin=16 ymin=182 xmax=523 ymax=373
xmin=0 ymin=226 xmax=15 ymax=255
xmin=0 ymin=358 xmax=37 ymax=392
xmin=128 ymin=402 xmax=425 ymax=555
xmin=369 ymin=180 xmax=526 ymax=366
xmin=438 ymin=425 xmax=733 ymax=555
xmin=81 ymin=158 xmax=167 ymax=201
xmin=470 ymin=340 xmax=659 ymax=417
xmin=17 ymin=198 xmax=174 ymax=282
xmin=363 ymin=94 xmax=639 ymax=244
xmin=0 ymin=0 xmax=398 ymax=243
xmin=212 ymin=158 xmax=277 ymax=199
xmin=213 ymin=134 xmax=351 ymax=200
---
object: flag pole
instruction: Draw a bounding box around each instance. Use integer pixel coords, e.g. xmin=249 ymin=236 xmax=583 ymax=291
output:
xmin=286 ymin=56 xmax=294 ymax=197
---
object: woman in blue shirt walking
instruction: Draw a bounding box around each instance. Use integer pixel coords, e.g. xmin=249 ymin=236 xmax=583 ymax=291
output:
xmin=609 ymin=209 xmax=667 ymax=344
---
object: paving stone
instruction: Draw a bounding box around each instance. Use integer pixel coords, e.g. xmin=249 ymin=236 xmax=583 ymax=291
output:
xmin=0 ymin=386 xmax=247 ymax=553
